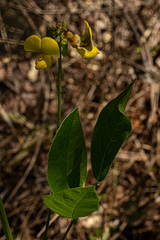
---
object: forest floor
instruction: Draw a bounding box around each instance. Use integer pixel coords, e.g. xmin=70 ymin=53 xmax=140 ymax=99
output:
xmin=1 ymin=0 xmax=160 ymax=239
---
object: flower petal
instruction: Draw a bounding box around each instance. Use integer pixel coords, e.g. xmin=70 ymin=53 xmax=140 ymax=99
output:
xmin=80 ymin=21 xmax=92 ymax=51
xmin=77 ymin=46 xmax=100 ymax=59
xmin=35 ymin=54 xmax=52 ymax=70
xmin=24 ymin=35 xmax=41 ymax=53
xmin=81 ymin=21 xmax=91 ymax=42
xmin=41 ymin=37 xmax=60 ymax=57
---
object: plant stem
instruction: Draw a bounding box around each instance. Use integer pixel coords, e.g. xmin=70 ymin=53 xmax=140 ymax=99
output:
xmin=58 ymin=42 xmax=62 ymax=128
xmin=61 ymin=219 xmax=76 ymax=240
xmin=43 ymin=42 xmax=62 ymax=240
xmin=95 ymin=180 xmax=100 ymax=190
xmin=0 ymin=197 xmax=13 ymax=240
xmin=58 ymin=43 xmax=76 ymax=240
xmin=42 ymin=209 xmax=51 ymax=240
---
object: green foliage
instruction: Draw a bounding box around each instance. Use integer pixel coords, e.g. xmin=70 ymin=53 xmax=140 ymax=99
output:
xmin=43 ymin=186 xmax=99 ymax=219
xmin=45 ymin=81 xmax=135 ymax=223
xmin=47 ymin=108 xmax=87 ymax=193
xmin=0 ymin=197 xmax=13 ymax=240
xmin=91 ymin=81 xmax=135 ymax=181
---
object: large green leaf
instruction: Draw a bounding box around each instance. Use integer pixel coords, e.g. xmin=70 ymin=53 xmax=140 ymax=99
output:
xmin=91 ymin=81 xmax=135 ymax=182
xmin=47 ymin=108 xmax=87 ymax=193
xmin=43 ymin=186 xmax=99 ymax=219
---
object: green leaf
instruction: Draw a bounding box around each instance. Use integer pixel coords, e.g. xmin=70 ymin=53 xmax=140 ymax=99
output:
xmin=47 ymin=108 xmax=87 ymax=193
xmin=91 ymin=81 xmax=135 ymax=182
xmin=43 ymin=186 xmax=99 ymax=219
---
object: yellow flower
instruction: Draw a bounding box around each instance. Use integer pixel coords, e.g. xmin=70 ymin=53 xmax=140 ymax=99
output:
xmin=77 ymin=21 xmax=99 ymax=59
xmin=24 ymin=35 xmax=60 ymax=70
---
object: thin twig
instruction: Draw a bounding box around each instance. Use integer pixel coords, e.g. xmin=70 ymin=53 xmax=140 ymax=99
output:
xmin=5 ymin=138 xmax=42 ymax=203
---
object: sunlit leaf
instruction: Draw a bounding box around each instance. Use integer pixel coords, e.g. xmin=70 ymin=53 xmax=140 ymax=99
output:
xmin=43 ymin=186 xmax=99 ymax=219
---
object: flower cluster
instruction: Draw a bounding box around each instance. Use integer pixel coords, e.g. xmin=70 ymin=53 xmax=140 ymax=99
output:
xmin=24 ymin=21 xmax=99 ymax=69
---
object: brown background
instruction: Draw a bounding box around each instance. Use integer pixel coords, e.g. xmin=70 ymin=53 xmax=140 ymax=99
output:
xmin=0 ymin=0 xmax=160 ymax=239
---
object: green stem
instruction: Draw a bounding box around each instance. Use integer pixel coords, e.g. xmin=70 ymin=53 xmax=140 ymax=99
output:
xmin=42 ymin=209 xmax=51 ymax=240
xmin=61 ymin=219 xmax=76 ymax=240
xmin=0 ymin=197 xmax=13 ymax=240
xmin=95 ymin=180 xmax=100 ymax=190
xmin=43 ymin=42 xmax=62 ymax=240
xmin=58 ymin=42 xmax=62 ymax=128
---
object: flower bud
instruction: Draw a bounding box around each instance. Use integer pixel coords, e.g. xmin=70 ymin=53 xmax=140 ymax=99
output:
xmin=48 ymin=26 xmax=55 ymax=31
xmin=61 ymin=38 xmax=68 ymax=45
xmin=51 ymin=31 xmax=57 ymax=38
xmin=60 ymin=33 xmax=64 ymax=40
xmin=56 ymin=23 xmax=61 ymax=28
xmin=73 ymin=34 xmax=80 ymax=46
xmin=64 ymin=31 xmax=73 ymax=40
xmin=56 ymin=28 xmax=61 ymax=35
xmin=62 ymin=21 xmax=66 ymax=27
xmin=55 ymin=35 xmax=60 ymax=43
xmin=69 ymin=34 xmax=81 ymax=48
xmin=62 ymin=27 xmax=67 ymax=31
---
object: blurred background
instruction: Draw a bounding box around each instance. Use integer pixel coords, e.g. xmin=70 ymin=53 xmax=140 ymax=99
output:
xmin=1 ymin=0 xmax=160 ymax=239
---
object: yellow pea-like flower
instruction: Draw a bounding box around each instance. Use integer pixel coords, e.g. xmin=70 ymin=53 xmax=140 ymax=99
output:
xmin=77 ymin=21 xmax=99 ymax=59
xmin=35 ymin=54 xmax=52 ymax=70
xmin=24 ymin=35 xmax=60 ymax=69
